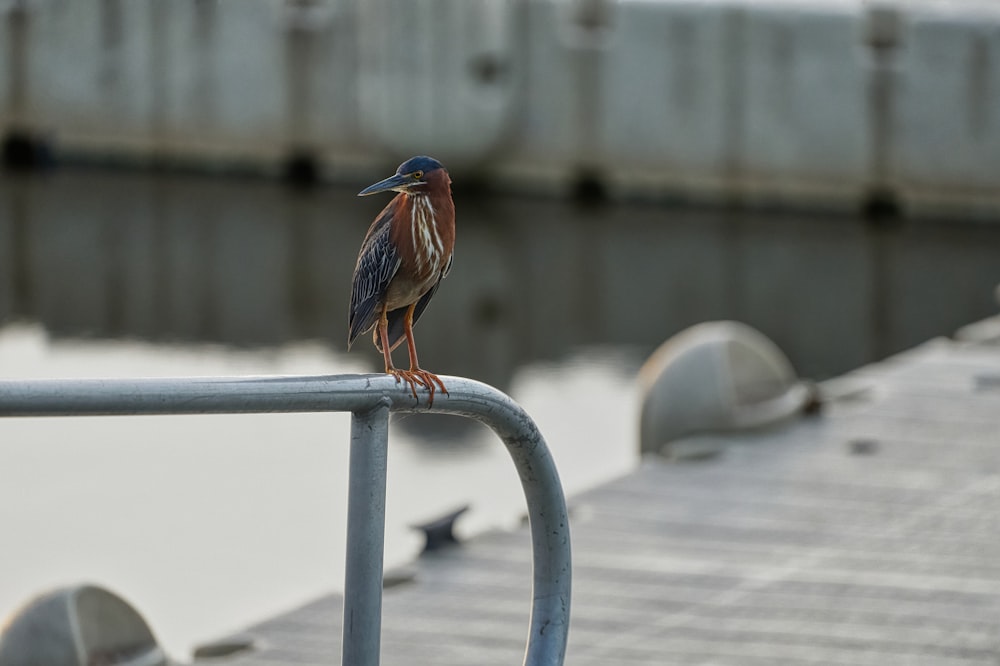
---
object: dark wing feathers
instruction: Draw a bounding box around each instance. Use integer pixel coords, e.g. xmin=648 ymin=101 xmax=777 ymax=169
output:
xmin=348 ymin=215 xmax=400 ymax=346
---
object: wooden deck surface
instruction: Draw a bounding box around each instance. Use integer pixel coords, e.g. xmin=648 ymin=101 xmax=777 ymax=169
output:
xmin=208 ymin=330 xmax=1000 ymax=665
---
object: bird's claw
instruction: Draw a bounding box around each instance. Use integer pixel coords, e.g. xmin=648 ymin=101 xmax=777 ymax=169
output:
xmin=389 ymin=369 xmax=422 ymax=401
xmin=412 ymin=368 xmax=448 ymax=406
xmin=388 ymin=368 xmax=448 ymax=407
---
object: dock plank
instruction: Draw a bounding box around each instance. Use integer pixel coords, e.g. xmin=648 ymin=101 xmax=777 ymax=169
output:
xmin=214 ymin=337 xmax=1000 ymax=665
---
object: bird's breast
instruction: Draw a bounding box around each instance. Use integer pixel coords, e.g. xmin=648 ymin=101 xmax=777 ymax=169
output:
xmin=408 ymin=195 xmax=450 ymax=273
xmin=386 ymin=194 xmax=454 ymax=310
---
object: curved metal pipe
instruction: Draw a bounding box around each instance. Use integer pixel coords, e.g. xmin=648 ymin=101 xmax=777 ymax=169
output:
xmin=0 ymin=374 xmax=572 ymax=666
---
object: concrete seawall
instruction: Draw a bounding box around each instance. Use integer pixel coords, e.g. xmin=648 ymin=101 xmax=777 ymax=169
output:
xmin=1 ymin=0 xmax=998 ymax=215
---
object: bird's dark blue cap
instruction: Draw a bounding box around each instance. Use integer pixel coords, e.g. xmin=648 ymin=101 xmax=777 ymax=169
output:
xmin=396 ymin=155 xmax=444 ymax=174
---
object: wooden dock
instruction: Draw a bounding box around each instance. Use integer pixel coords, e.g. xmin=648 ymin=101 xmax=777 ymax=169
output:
xmin=210 ymin=329 xmax=1000 ymax=665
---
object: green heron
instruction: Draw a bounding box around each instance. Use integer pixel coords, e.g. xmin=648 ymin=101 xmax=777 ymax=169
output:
xmin=349 ymin=156 xmax=455 ymax=404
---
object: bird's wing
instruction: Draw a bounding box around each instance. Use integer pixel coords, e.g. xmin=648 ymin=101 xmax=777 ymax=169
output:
xmin=348 ymin=217 xmax=401 ymax=346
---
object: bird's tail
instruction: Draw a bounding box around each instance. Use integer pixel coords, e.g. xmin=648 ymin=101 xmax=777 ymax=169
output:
xmin=348 ymin=310 xmax=375 ymax=349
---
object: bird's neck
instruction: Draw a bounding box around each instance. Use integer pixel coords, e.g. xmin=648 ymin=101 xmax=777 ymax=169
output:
xmin=406 ymin=191 xmax=454 ymax=230
xmin=394 ymin=191 xmax=454 ymax=275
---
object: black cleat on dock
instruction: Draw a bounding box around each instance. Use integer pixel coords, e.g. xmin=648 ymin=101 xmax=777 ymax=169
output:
xmin=411 ymin=505 xmax=470 ymax=554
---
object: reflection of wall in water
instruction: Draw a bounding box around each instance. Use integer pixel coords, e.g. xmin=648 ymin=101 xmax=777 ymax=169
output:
xmin=1 ymin=171 xmax=999 ymax=389
xmin=0 ymin=172 xmax=355 ymax=346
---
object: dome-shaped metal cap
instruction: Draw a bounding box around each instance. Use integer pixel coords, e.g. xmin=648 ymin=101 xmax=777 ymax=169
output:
xmin=638 ymin=321 xmax=814 ymax=455
xmin=0 ymin=584 xmax=170 ymax=666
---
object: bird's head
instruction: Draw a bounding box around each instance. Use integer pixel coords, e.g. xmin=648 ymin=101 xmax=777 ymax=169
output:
xmin=358 ymin=156 xmax=447 ymax=197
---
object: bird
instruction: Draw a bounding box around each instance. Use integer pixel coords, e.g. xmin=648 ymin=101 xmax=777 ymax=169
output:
xmin=348 ymin=156 xmax=455 ymax=405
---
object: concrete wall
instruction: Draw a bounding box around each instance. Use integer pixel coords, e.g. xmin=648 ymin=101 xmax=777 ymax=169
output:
xmin=890 ymin=3 xmax=1000 ymax=211
xmin=1 ymin=0 xmax=998 ymax=215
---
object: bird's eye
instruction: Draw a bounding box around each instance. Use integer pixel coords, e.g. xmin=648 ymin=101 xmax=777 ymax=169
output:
xmin=412 ymin=170 xmax=424 ymax=180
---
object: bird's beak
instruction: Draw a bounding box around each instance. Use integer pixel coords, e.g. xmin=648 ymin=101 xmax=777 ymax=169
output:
xmin=358 ymin=173 xmax=412 ymax=196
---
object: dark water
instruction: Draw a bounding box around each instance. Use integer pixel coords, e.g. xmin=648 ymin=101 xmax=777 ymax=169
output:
xmin=1 ymin=168 xmax=999 ymax=654
xmin=2 ymin=168 xmax=998 ymax=384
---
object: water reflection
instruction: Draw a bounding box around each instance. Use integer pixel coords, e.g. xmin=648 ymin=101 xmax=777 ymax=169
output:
xmin=1 ymin=168 xmax=999 ymax=655
xmin=1 ymin=169 xmax=998 ymax=386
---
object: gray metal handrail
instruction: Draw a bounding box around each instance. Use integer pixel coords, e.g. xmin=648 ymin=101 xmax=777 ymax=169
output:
xmin=0 ymin=374 xmax=572 ymax=666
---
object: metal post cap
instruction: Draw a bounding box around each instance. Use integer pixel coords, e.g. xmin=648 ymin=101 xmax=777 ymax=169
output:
xmin=638 ymin=321 xmax=814 ymax=455
xmin=0 ymin=584 xmax=170 ymax=666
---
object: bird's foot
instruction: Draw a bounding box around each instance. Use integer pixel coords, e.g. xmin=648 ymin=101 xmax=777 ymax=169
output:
xmin=387 ymin=368 xmax=447 ymax=406
xmin=411 ymin=368 xmax=448 ymax=406
xmin=388 ymin=368 xmax=424 ymax=401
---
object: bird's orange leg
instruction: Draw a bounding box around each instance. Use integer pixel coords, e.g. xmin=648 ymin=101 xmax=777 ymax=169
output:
xmin=378 ymin=305 xmax=421 ymax=400
xmin=401 ymin=303 xmax=448 ymax=406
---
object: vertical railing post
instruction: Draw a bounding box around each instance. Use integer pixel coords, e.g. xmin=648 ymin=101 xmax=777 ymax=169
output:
xmin=342 ymin=398 xmax=391 ymax=666
xmin=0 ymin=375 xmax=571 ymax=665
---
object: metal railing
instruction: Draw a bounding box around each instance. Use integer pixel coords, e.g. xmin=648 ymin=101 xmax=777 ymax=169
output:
xmin=0 ymin=373 xmax=572 ymax=666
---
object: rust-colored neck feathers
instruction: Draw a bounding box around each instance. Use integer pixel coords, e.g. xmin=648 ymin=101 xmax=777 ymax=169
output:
xmin=389 ymin=169 xmax=455 ymax=280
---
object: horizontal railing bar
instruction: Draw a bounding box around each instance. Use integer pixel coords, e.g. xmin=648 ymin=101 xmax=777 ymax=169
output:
xmin=0 ymin=374 xmax=412 ymax=416
xmin=0 ymin=373 xmax=571 ymax=666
